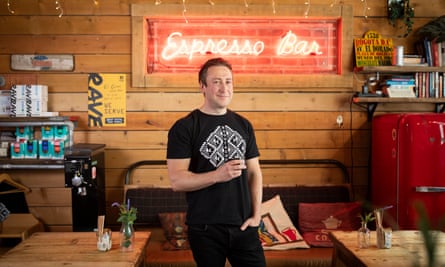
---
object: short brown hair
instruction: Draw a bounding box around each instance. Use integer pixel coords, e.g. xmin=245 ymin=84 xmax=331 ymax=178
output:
xmin=198 ymin=57 xmax=232 ymax=86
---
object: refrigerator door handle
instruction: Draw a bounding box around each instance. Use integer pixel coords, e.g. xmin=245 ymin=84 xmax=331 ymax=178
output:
xmin=415 ymin=186 xmax=445 ymax=193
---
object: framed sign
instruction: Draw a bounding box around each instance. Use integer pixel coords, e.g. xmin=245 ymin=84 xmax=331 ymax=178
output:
xmin=354 ymin=31 xmax=393 ymax=67
xmin=131 ymin=4 xmax=354 ymax=88
xmin=146 ymin=18 xmax=340 ymax=75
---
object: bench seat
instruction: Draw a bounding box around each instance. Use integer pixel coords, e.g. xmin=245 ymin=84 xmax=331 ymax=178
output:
xmin=144 ymin=228 xmax=333 ymax=267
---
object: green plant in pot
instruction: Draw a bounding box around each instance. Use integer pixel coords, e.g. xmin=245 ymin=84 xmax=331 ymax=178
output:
xmin=357 ymin=211 xmax=375 ymax=249
xmin=416 ymin=15 xmax=445 ymax=43
xmin=388 ymin=0 xmax=415 ymax=37
xmin=112 ymin=200 xmax=137 ymax=251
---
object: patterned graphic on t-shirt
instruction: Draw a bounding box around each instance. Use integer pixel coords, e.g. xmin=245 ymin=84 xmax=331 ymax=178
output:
xmin=199 ymin=125 xmax=246 ymax=167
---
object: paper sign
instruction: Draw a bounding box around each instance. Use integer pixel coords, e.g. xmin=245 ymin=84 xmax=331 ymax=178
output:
xmin=11 ymin=54 xmax=74 ymax=71
xmin=354 ymin=31 xmax=393 ymax=67
xmin=88 ymin=73 xmax=126 ymax=127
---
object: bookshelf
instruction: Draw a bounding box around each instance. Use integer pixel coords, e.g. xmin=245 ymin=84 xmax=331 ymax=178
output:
xmin=354 ymin=66 xmax=445 ymax=120
xmin=354 ymin=66 xmax=445 ymax=74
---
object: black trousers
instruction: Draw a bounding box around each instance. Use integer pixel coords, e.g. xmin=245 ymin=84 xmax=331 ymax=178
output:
xmin=188 ymin=224 xmax=266 ymax=267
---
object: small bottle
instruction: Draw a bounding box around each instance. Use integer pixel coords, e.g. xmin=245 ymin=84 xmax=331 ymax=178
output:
xmin=357 ymin=222 xmax=371 ymax=249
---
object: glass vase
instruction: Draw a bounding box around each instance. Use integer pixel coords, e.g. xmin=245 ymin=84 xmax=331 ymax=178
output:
xmin=120 ymin=222 xmax=135 ymax=252
xmin=357 ymin=222 xmax=371 ymax=249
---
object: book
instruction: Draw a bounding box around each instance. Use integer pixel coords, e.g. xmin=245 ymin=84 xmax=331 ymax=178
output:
xmin=386 ymin=79 xmax=415 ymax=86
xmin=385 ymin=85 xmax=416 ymax=98
xmin=403 ymin=55 xmax=424 ymax=64
xmin=431 ymin=40 xmax=440 ymax=67
xmin=442 ymin=41 xmax=445 ymax=67
xmin=424 ymin=39 xmax=433 ymax=66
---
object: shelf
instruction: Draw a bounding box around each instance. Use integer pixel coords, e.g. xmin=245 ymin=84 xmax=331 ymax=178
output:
xmin=354 ymin=66 xmax=445 ymax=74
xmin=0 ymin=116 xmax=75 ymax=148
xmin=0 ymin=158 xmax=65 ymax=170
xmin=352 ymin=96 xmax=445 ymax=120
xmin=0 ymin=117 xmax=77 ymax=168
xmin=353 ymin=66 xmax=445 ymax=120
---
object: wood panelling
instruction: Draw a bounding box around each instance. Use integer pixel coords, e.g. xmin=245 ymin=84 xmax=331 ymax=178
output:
xmin=0 ymin=16 xmax=130 ymax=35
xmin=0 ymin=0 xmax=443 ymax=230
xmin=61 ymin=111 xmax=369 ymax=131
xmin=72 ymin=129 xmax=367 ymax=151
xmin=25 ymin=188 xmax=71 ymax=207
xmin=28 ymin=207 xmax=72 ymax=225
xmin=0 ymin=35 xmax=130 ymax=54
xmin=51 ymin=92 xmax=357 ymax=112
xmin=4 ymin=170 xmax=72 ymax=230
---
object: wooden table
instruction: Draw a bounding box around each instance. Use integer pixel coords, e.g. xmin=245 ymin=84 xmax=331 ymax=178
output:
xmin=0 ymin=231 xmax=151 ymax=267
xmin=329 ymin=230 xmax=445 ymax=267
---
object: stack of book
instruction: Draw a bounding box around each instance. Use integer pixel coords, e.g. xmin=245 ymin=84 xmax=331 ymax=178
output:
xmin=402 ymin=55 xmax=427 ymax=66
xmin=382 ymin=75 xmax=416 ymax=98
xmin=416 ymin=39 xmax=445 ymax=67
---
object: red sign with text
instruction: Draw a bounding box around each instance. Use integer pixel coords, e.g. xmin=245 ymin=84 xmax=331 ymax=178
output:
xmin=146 ymin=18 xmax=341 ymax=74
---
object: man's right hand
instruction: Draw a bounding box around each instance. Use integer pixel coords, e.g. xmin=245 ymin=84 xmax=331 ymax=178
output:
xmin=215 ymin=159 xmax=246 ymax=183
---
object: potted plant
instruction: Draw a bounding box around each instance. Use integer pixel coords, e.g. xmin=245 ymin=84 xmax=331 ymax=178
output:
xmin=388 ymin=0 xmax=415 ymax=37
xmin=112 ymin=200 xmax=137 ymax=251
xmin=357 ymin=211 xmax=375 ymax=249
xmin=416 ymin=15 xmax=445 ymax=42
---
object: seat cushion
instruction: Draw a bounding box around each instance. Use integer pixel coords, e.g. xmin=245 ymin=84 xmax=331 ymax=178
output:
xmin=144 ymin=228 xmax=332 ymax=267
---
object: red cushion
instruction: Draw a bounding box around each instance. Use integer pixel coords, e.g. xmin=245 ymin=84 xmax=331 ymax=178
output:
xmin=298 ymin=202 xmax=362 ymax=247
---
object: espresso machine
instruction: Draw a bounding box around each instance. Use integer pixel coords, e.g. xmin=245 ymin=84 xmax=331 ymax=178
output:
xmin=64 ymin=143 xmax=105 ymax=231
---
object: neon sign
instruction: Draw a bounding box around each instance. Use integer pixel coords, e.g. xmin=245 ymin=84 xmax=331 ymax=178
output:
xmin=161 ymin=30 xmax=323 ymax=61
xmin=146 ymin=18 xmax=341 ymax=74
xmin=161 ymin=32 xmax=265 ymax=60
xmin=277 ymin=31 xmax=323 ymax=56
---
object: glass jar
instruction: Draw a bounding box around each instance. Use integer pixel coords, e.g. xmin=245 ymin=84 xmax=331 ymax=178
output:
xmin=357 ymin=222 xmax=371 ymax=249
xmin=120 ymin=222 xmax=135 ymax=252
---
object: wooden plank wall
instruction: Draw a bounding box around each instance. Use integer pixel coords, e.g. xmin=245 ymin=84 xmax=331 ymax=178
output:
xmin=0 ymin=0 xmax=444 ymax=230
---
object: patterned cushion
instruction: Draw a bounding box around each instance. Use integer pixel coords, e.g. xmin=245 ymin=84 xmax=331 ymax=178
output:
xmin=259 ymin=195 xmax=309 ymax=250
xmin=158 ymin=212 xmax=190 ymax=250
xmin=262 ymin=185 xmax=352 ymax=227
xmin=298 ymin=202 xmax=362 ymax=247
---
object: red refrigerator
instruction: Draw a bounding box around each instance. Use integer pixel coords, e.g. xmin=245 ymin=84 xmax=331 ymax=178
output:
xmin=371 ymin=113 xmax=445 ymax=230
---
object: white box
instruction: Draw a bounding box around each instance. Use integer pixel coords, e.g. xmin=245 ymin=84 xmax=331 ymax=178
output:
xmin=0 ymin=90 xmax=10 ymax=116
xmin=10 ymin=85 xmax=27 ymax=99
xmin=33 ymin=112 xmax=59 ymax=117
xmin=10 ymin=99 xmax=27 ymax=117
xmin=30 ymin=99 xmax=48 ymax=115
xmin=26 ymin=85 xmax=48 ymax=99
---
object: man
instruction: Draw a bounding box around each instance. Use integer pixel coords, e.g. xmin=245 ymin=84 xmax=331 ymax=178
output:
xmin=166 ymin=57 xmax=266 ymax=267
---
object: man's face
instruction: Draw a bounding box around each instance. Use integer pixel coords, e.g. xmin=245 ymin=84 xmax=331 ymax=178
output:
xmin=200 ymin=65 xmax=233 ymax=113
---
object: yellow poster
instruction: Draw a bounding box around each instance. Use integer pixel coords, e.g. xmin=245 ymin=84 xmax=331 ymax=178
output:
xmin=88 ymin=73 xmax=126 ymax=127
xmin=354 ymin=31 xmax=393 ymax=67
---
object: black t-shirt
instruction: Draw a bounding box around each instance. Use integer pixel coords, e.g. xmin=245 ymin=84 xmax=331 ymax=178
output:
xmin=167 ymin=109 xmax=260 ymax=225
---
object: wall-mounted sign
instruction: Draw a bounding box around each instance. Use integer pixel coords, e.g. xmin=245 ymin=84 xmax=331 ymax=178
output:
xmin=88 ymin=73 xmax=126 ymax=127
xmin=11 ymin=54 xmax=74 ymax=71
xmin=131 ymin=4 xmax=353 ymax=88
xmin=146 ymin=18 xmax=341 ymax=74
xmin=354 ymin=31 xmax=393 ymax=67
